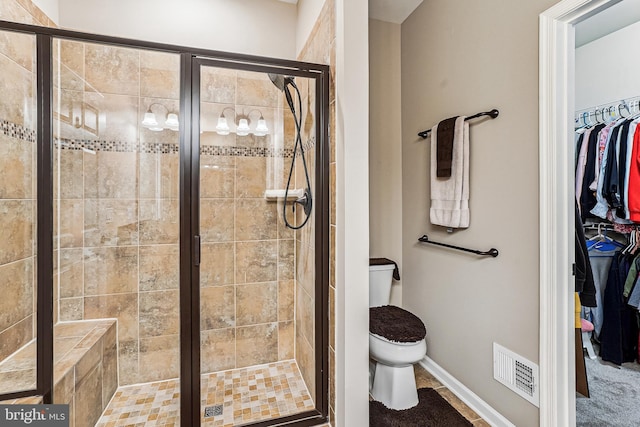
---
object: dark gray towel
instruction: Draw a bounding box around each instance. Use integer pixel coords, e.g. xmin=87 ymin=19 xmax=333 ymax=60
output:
xmin=436 ymin=116 xmax=458 ymax=178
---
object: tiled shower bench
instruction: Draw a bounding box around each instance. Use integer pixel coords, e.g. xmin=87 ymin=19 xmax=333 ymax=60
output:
xmin=0 ymin=319 xmax=118 ymax=427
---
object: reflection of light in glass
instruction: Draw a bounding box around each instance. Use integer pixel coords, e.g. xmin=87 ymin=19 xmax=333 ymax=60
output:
xmin=215 ymin=116 xmax=230 ymax=135
xmin=236 ymin=118 xmax=250 ymax=136
xmin=165 ymin=113 xmax=179 ymax=131
xmin=214 ymin=108 xmax=270 ymax=136
xmin=142 ymin=111 xmax=158 ymax=127
xmin=254 ymin=118 xmax=269 ymax=136
xmin=142 ymin=104 xmax=179 ymax=131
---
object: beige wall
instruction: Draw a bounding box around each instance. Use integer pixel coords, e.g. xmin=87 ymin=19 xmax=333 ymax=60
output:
xmin=369 ymin=19 xmax=402 ymax=306
xmin=57 ymin=0 xmax=297 ymax=59
xmin=400 ymin=1 xmax=556 ymax=425
xmin=296 ymin=0 xmax=326 ymax=56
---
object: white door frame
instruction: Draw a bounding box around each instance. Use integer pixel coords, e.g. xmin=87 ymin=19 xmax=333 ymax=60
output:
xmin=539 ymin=0 xmax=621 ymax=425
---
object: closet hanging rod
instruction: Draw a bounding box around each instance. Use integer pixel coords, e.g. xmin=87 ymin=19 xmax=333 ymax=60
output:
xmin=575 ymin=95 xmax=640 ymax=125
xmin=417 ymin=235 xmax=499 ymax=258
xmin=417 ymin=109 xmax=499 ymax=139
xmin=583 ymin=223 xmax=637 ymax=233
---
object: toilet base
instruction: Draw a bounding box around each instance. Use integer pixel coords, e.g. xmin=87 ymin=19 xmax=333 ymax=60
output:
xmin=370 ymin=362 xmax=419 ymax=410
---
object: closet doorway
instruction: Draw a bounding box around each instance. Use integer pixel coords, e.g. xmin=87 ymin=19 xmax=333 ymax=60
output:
xmin=539 ymin=0 xmax=640 ymax=426
xmin=573 ymin=4 xmax=640 ymax=425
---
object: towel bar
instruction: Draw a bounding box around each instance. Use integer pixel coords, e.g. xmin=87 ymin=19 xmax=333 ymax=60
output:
xmin=418 ymin=235 xmax=499 ymax=258
xmin=418 ymin=109 xmax=499 ymax=139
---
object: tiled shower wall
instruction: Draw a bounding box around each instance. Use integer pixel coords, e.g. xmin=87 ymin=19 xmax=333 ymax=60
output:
xmin=296 ymin=0 xmax=336 ymax=422
xmin=0 ymin=0 xmax=56 ymax=384
xmin=197 ymin=68 xmax=298 ymax=373
xmin=53 ymin=44 xmax=301 ymax=385
xmin=0 ymin=0 xmax=57 ymax=28
xmin=0 ymin=29 xmax=36 ymax=365
xmin=0 ymin=0 xmax=60 ymax=377
xmin=53 ymin=40 xmax=183 ymax=385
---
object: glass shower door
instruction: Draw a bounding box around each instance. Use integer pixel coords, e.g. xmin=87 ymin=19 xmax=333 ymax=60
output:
xmin=196 ymin=63 xmax=318 ymax=425
xmin=0 ymin=28 xmax=38 ymax=399
xmin=0 ymin=18 xmax=328 ymax=425
xmin=52 ymin=38 xmax=182 ymax=426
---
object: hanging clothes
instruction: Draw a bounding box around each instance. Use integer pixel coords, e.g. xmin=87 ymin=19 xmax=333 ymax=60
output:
xmin=599 ymin=252 xmax=637 ymax=365
xmin=579 ymin=123 xmax=606 ymax=221
xmin=585 ymin=244 xmax=617 ymax=339
xmin=575 ymin=115 xmax=640 ymax=227
xmin=575 ymin=203 xmax=597 ymax=307
xmin=575 ymin=105 xmax=640 ymax=365
xmin=576 ymin=127 xmax=593 ymax=210
xmin=628 ymin=126 xmax=640 ymax=222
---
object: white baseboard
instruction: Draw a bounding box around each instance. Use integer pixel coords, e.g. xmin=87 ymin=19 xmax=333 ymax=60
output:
xmin=419 ymin=356 xmax=515 ymax=427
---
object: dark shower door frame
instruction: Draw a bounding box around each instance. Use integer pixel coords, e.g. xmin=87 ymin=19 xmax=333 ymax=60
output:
xmin=0 ymin=19 xmax=330 ymax=427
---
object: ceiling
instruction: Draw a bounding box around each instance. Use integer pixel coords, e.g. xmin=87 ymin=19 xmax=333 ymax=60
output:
xmin=275 ymin=0 xmax=424 ymax=24
xmin=575 ymin=0 xmax=640 ymax=47
xmin=369 ymin=0 xmax=423 ymax=24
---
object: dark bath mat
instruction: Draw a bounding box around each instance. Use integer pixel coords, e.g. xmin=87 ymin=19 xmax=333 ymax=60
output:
xmin=370 ymin=388 xmax=473 ymax=427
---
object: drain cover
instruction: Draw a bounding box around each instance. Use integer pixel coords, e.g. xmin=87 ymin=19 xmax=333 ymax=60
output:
xmin=204 ymin=405 xmax=223 ymax=417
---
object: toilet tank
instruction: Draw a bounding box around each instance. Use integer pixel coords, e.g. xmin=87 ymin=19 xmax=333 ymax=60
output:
xmin=369 ymin=264 xmax=395 ymax=307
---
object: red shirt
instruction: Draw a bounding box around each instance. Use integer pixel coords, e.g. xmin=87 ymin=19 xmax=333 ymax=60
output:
xmin=628 ymin=126 xmax=640 ymax=222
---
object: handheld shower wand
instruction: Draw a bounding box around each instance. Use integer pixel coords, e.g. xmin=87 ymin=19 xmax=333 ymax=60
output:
xmin=268 ymin=74 xmax=296 ymax=112
xmin=268 ymin=73 xmax=313 ymax=230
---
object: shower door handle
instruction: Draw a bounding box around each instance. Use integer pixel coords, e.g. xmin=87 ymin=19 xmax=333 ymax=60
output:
xmin=194 ymin=235 xmax=201 ymax=266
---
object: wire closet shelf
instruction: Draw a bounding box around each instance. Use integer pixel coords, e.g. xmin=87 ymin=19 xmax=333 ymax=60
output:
xmin=575 ymin=95 xmax=640 ymax=128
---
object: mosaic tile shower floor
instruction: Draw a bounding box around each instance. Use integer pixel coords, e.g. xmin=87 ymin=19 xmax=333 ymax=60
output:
xmin=96 ymin=360 xmax=315 ymax=427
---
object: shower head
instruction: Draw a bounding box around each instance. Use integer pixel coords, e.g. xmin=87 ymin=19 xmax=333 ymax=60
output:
xmin=268 ymin=73 xmax=296 ymax=92
xmin=268 ymin=73 xmax=287 ymax=91
xmin=268 ymin=73 xmax=296 ymax=112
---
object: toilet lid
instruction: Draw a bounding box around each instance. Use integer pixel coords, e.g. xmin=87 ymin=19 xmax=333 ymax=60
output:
xmin=369 ymin=305 xmax=426 ymax=343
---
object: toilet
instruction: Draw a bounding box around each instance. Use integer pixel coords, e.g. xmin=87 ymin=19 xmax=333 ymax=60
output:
xmin=369 ymin=258 xmax=427 ymax=410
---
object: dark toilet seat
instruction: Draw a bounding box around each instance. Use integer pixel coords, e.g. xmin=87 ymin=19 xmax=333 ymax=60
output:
xmin=369 ymin=305 xmax=426 ymax=343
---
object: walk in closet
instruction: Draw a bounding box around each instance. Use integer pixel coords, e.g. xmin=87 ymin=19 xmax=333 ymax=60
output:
xmin=573 ymin=3 xmax=640 ymax=424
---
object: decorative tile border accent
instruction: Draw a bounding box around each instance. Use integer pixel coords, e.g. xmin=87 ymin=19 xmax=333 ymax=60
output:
xmin=200 ymin=145 xmax=294 ymax=158
xmin=3 ymin=120 xmax=316 ymax=158
xmin=55 ymin=139 xmax=299 ymax=158
xmin=0 ymin=120 xmax=36 ymax=143
xmin=55 ymin=138 xmax=181 ymax=154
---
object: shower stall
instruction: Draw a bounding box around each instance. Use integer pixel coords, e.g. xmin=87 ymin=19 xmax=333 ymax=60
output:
xmin=0 ymin=20 xmax=329 ymax=427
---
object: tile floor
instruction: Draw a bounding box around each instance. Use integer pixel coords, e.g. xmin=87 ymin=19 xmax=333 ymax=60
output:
xmin=413 ymin=364 xmax=490 ymax=426
xmin=2 ymin=362 xmax=487 ymax=426
xmin=96 ymin=360 xmax=315 ymax=427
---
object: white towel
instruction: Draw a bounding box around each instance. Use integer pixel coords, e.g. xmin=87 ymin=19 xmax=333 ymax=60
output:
xmin=430 ymin=116 xmax=469 ymax=228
